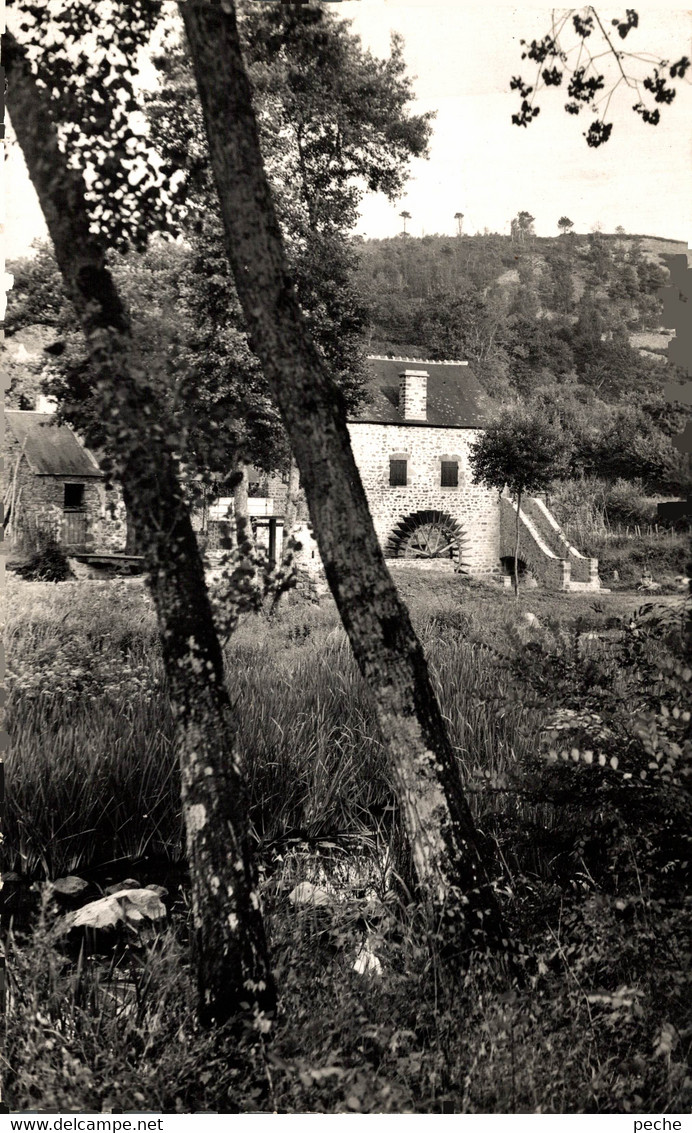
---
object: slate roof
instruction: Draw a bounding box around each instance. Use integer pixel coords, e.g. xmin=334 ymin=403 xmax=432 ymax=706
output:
xmin=351 ymin=357 xmax=493 ymax=428
xmin=5 ymin=412 xmax=102 ymax=478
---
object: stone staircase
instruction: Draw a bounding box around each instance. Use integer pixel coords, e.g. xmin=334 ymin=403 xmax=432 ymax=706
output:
xmin=500 ymin=494 xmax=603 ymax=591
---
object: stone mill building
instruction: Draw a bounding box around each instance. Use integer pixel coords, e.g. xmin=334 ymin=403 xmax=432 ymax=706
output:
xmin=280 ymin=355 xmax=602 ymax=590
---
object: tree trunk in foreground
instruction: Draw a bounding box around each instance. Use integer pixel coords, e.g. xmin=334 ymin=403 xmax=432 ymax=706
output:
xmin=181 ymin=0 xmax=508 ymax=960
xmin=4 ymin=31 xmax=275 ymax=1027
xmin=514 ymin=489 xmax=522 ymax=599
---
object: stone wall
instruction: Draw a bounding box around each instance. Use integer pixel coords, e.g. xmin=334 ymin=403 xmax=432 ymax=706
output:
xmin=93 ymin=484 xmax=129 ymax=552
xmin=347 ymin=422 xmax=501 ymax=576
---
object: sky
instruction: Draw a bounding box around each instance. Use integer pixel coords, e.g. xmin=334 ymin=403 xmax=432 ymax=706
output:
xmin=3 ymin=1 xmax=691 ymax=259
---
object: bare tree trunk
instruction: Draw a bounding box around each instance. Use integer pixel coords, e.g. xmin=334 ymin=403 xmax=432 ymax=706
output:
xmin=232 ymin=463 xmax=252 ymax=548
xmin=181 ymin=0 xmax=508 ymax=959
xmin=4 ymin=30 xmax=274 ymax=1027
xmin=280 ymin=456 xmax=301 ymax=569
xmin=514 ymin=488 xmax=522 ymax=600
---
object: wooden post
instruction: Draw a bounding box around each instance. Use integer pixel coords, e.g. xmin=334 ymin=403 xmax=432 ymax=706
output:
xmin=268 ymin=517 xmax=277 ymax=567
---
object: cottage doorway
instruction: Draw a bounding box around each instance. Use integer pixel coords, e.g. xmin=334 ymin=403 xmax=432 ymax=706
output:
xmin=386 ymin=510 xmax=468 ymax=570
xmin=62 ymin=482 xmax=87 ymax=550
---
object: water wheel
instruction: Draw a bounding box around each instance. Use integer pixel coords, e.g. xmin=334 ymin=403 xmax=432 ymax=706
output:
xmin=386 ymin=510 xmax=469 ymax=570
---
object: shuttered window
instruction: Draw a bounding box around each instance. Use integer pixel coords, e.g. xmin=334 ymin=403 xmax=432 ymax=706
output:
xmin=389 ymin=458 xmax=407 ymax=486
xmin=440 ymin=460 xmax=459 ymax=487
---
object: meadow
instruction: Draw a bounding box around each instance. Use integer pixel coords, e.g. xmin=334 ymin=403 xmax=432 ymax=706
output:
xmin=4 ymin=570 xmax=691 ymax=1113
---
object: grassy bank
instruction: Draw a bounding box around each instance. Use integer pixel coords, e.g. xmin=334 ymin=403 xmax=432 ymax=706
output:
xmin=4 ymin=572 xmax=691 ymax=1112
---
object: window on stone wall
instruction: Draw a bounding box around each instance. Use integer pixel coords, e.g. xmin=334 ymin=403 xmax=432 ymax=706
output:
xmin=64 ymin=483 xmax=85 ymax=509
xmin=440 ymin=460 xmax=459 ymax=488
xmin=389 ymin=458 xmax=407 ymax=487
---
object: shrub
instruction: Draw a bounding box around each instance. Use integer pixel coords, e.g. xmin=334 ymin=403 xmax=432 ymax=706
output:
xmin=603 ymin=479 xmax=657 ymax=529
xmin=505 ymin=603 xmax=692 ymax=897
xmin=15 ymin=535 xmax=74 ymax=583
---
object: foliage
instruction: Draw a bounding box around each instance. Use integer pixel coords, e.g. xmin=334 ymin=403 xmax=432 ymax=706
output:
xmin=469 ymin=404 xmax=572 ymax=499
xmin=4 ymin=242 xmax=69 ymax=333
xmin=510 ymin=210 xmax=535 ymax=241
xmin=14 ymin=535 xmax=74 ymax=583
xmin=6 ymin=4 xmax=432 ymax=477
xmin=9 ymin=0 xmax=172 ymax=251
xmin=508 ymin=601 xmax=692 ymax=899
xmin=512 ymin=8 xmax=690 ymax=145
xmin=414 ymin=288 xmax=511 ymax=391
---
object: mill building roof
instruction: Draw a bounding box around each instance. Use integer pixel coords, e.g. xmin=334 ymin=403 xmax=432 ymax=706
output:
xmin=351 ymin=356 xmax=493 ymax=428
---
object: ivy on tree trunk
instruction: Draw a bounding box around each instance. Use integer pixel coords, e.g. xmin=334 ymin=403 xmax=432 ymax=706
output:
xmin=3 ymin=29 xmax=275 ymax=1028
xmin=180 ymin=0 xmax=509 ymax=961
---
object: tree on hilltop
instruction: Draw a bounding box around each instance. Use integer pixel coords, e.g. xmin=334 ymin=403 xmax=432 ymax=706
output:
xmin=511 ymin=210 xmax=535 ymax=243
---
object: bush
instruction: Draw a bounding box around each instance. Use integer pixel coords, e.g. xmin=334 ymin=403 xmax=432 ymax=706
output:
xmin=603 ymin=479 xmax=657 ymax=529
xmin=505 ymin=604 xmax=692 ymax=898
xmin=15 ymin=535 xmax=74 ymax=583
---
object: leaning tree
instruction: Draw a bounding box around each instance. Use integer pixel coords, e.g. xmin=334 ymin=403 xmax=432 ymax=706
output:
xmin=4 ymin=0 xmax=510 ymax=1002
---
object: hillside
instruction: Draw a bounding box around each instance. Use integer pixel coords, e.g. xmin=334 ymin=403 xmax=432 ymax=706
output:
xmin=356 ymin=231 xmax=688 ymax=368
xmin=355 ymin=228 xmax=687 ymax=381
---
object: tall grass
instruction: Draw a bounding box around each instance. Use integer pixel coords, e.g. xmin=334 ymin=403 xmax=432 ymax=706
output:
xmin=5 ymin=576 xmax=546 ymax=878
xmin=6 ymin=575 xmax=691 ymax=1114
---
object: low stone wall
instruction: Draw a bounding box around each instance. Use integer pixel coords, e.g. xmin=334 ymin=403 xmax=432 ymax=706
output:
xmin=521 ymin=496 xmax=598 ymax=585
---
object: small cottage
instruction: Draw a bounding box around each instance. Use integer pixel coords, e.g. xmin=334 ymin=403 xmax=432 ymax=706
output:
xmin=4 ymin=411 xmax=126 ymax=554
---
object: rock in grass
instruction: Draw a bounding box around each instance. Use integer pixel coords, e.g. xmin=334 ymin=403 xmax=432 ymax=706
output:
xmin=144 ymin=884 xmax=169 ymax=900
xmin=288 ymin=881 xmax=332 ymax=908
xmin=353 ymin=937 xmax=383 ymax=977
xmin=104 ymin=878 xmax=140 ymax=895
xmin=57 ymin=888 xmax=166 ymax=950
xmin=51 ymin=876 xmax=89 ymax=897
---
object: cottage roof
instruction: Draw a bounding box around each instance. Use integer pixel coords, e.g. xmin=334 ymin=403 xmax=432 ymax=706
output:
xmin=5 ymin=412 xmax=102 ymax=478
xmin=352 ymin=356 xmax=492 ymax=428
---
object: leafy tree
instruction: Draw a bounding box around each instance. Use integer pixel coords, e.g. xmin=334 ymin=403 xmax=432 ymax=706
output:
xmin=557 ymin=216 xmax=574 ymax=235
xmin=4 ymin=242 xmax=70 ymax=333
xmin=400 ymin=209 xmax=411 ymax=235
xmin=507 ymin=314 xmax=575 ymax=393
xmin=549 ymin=253 xmax=576 ymax=315
xmin=180 ymin=0 xmax=509 ymax=963
xmin=454 ymin=211 xmax=464 ymax=236
xmin=585 ymin=231 xmax=612 ymax=283
xmin=637 ymin=257 xmax=668 ymax=296
xmin=415 ymin=289 xmax=512 ymax=394
xmin=469 ymin=405 xmax=572 ymax=595
xmin=4 ymin=22 xmax=275 ymax=1028
xmin=142 ymin=4 xmax=432 ymax=464
xmin=512 ymin=7 xmax=690 ymax=145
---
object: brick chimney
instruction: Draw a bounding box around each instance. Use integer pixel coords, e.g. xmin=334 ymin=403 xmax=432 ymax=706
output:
xmin=398 ymin=369 xmax=428 ymax=421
